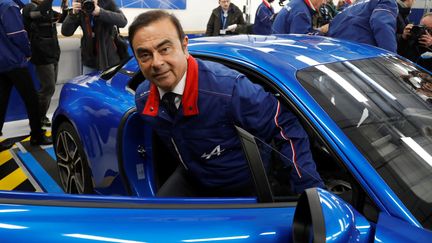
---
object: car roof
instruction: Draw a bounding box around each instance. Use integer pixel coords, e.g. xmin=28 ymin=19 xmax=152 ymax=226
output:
xmin=188 ymin=34 xmax=391 ymax=70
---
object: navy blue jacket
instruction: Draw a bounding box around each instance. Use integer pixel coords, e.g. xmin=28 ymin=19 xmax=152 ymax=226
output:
xmin=272 ymin=0 xmax=316 ymax=34
xmin=0 ymin=0 xmax=31 ymax=73
xmin=253 ymin=1 xmax=275 ymax=35
xmin=328 ymin=0 xmax=398 ymax=52
xmin=135 ymin=56 xmax=324 ymax=193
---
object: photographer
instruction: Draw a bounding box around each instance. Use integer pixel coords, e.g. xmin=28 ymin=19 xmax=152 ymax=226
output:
xmin=23 ymin=0 xmax=68 ymax=127
xmin=61 ymin=0 xmax=127 ymax=74
xmin=399 ymin=13 xmax=432 ymax=72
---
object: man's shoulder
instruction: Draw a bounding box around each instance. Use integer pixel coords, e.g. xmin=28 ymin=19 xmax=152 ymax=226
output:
xmin=0 ymin=0 xmax=21 ymax=19
xmin=284 ymin=0 xmax=307 ymax=15
xmin=197 ymin=58 xmax=241 ymax=79
xmin=196 ymin=58 xmax=245 ymax=94
xmin=0 ymin=0 xmax=12 ymax=6
xmin=212 ymin=6 xmax=221 ymax=15
xmin=230 ymin=3 xmax=242 ymax=13
xmin=0 ymin=0 xmax=16 ymax=10
xmin=22 ymin=3 xmax=37 ymax=15
xmin=135 ymin=80 xmax=151 ymax=101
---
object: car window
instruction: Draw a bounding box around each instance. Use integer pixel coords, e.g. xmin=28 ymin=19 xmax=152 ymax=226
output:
xmin=193 ymin=56 xmax=380 ymax=215
xmin=100 ymin=57 xmax=133 ymax=80
xmin=297 ymin=56 xmax=432 ymax=230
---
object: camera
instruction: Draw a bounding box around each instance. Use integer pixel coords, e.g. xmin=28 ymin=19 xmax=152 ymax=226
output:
xmin=410 ymin=25 xmax=428 ymax=41
xmin=81 ymin=0 xmax=95 ymax=14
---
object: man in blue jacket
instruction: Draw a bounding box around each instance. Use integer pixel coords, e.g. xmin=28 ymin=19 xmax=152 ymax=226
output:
xmin=253 ymin=0 xmax=275 ymax=35
xmin=272 ymin=0 xmax=325 ymax=34
xmin=0 ymin=0 xmax=52 ymax=146
xmin=327 ymin=0 xmax=398 ymax=52
xmin=130 ymin=10 xmax=324 ymax=197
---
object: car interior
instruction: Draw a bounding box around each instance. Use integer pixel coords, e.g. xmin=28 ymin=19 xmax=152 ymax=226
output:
xmin=119 ymin=55 xmax=380 ymax=222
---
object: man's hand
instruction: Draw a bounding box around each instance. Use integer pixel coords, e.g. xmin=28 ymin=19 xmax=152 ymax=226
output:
xmin=419 ymin=30 xmax=432 ymax=49
xmin=92 ymin=0 xmax=100 ymax=16
xmin=319 ymin=23 xmax=329 ymax=35
xmin=402 ymin=24 xmax=413 ymax=40
xmin=72 ymin=0 xmax=81 ymax=14
xmin=226 ymin=24 xmax=237 ymax=32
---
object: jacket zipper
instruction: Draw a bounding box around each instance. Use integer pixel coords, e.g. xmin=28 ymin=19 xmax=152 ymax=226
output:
xmin=171 ymin=138 xmax=188 ymax=170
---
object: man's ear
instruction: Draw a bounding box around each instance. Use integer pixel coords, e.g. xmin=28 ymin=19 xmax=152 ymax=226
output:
xmin=182 ymin=35 xmax=189 ymax=55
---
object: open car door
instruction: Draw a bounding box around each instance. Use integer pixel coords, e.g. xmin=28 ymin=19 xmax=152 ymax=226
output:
xmin=236 ymin=126 xmax=432 ymax=243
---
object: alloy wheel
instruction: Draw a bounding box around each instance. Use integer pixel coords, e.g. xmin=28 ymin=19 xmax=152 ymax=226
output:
xmin=56 ymin=130 xmax=86 ymax=194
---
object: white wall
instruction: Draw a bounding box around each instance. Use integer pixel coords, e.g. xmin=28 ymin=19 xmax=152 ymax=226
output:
xmin=118 ymin=0 xmax=283 ymax=33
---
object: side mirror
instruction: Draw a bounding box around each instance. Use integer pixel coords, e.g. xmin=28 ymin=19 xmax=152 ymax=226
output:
xmin=292 ymin=188 xmax=373 ymax=243
xmin=292 ymin=188 xmax=326 ymax=243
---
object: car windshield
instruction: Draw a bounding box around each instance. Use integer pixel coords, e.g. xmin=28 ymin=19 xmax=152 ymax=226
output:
xmin=297 ymin=56 xmax=432 ymax=229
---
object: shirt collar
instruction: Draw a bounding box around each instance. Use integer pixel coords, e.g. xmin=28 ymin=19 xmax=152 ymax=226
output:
xmin=142 ymin=55 xmax=199 ymax=117
xmin=157 ymin=69 xmax=187 ymax=99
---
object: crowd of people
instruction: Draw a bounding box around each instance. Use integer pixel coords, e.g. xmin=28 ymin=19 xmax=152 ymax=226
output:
xmin=205 ymin=0 xmax=432 ymax=73
xmin=0 ymin=0 xmax=127 ymax=151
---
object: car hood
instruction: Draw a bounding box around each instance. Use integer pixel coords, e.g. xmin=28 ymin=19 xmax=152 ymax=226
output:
xmin=188 ymin=34 xmax=392 ymax=70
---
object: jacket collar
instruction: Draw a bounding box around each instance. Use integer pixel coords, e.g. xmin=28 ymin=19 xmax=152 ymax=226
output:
xmin=304 ymin=0 xmax=316 ymax=12
xmin=141 ymin=55 xmax=199 ymax=117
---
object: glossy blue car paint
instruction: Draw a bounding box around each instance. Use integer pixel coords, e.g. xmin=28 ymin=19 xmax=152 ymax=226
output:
xmin=317 ymin=188 xmax=373 ymax=242
xmin=54 ymin=73 xmax=136 ymax=195
xmin=0 ymin=34 xmax=421 ymax=242
xmin=0 ymin=191 xmax=294 ymax=243
xmin=186 ymin=35 xmax=419 ymax=227
xmin=374 ymin=212 xmax=432 ymax=242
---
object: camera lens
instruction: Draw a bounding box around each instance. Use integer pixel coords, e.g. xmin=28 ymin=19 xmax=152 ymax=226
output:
xmin=82 ymin=0 xmax=95 ymax=14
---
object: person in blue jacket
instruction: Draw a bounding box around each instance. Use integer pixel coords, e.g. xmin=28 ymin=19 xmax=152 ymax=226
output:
xmin=272 ymin=0 xmax=325 ymax=34
xmin=327 ymin=0 xmax=398 ymax=52
xmin=129 ymin=10 xmax=324 ymax=197
xmin=0 ymin=0 xmax=52 ymax=146
xmin=253 ymin=0 xmax=275 ymax=35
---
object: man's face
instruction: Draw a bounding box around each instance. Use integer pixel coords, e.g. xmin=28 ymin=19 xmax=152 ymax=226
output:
xmin=420 ymin=16 xmax=432 ymax=30
xmin=132 ymin=18 xmax=189 ymax=92
xmin=219 ymin=0 xmax=231 ymax=11
xmin=405 ymin=0 xmax=415 ymax=8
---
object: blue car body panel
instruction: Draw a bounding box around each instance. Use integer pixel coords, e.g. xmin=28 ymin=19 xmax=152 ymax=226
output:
xmin=0 ymin=34 xmax=422 ymax=241
xmin=375 ymin=213 xmax=432 ymax=243
xmin=186 ymin=35 xmax=419 ymax=227
xmin=317 ymin=188 xmax=373 ymax=242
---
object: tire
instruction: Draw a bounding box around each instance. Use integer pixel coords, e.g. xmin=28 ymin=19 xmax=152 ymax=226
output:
xmin=55 ymin=122 xmax=94 ymax=194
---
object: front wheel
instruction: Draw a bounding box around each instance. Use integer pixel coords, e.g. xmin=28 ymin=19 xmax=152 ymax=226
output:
xmin=55 ymin=122 xmax=94 ymax=194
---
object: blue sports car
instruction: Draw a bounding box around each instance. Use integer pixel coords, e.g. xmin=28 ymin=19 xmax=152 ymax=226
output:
xmin=1 ymin=35 xmax=432 ymax=242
